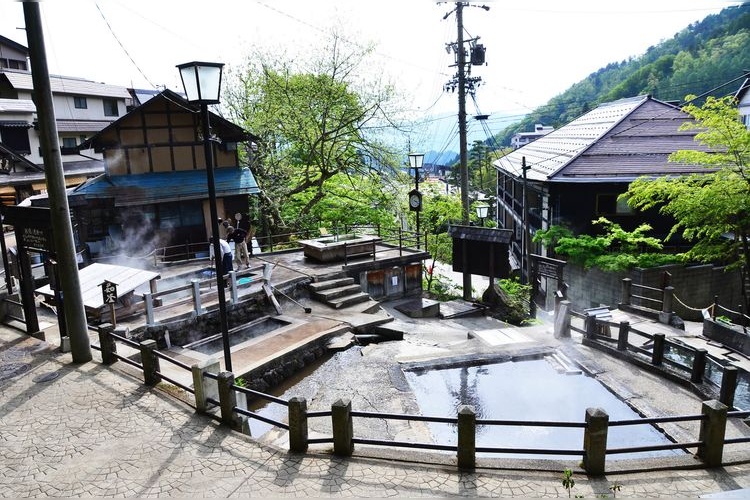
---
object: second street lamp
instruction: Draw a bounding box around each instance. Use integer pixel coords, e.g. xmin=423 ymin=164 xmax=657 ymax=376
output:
xmin=408 ymin=152 xmax=424 ymax=249
xmin=475 ymin=203 xmax=489 ymax=227
xmin=177 ymin=61 xmax=232 ymax=372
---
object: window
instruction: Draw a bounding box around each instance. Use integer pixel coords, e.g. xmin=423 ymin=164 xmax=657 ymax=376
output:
xmin=596 ymin=194 xmax=632 ymax=215
xmin=61 ymin=137 xmax=77 ymax=155
xmin=74 ymin=96 xmax=87 ymax=109
xmin=103 ymin=99 xmax=119 ymax=117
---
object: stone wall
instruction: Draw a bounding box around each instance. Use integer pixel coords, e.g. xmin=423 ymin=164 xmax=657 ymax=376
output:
xmin=560 ymin=263 xmax=743 ymax=321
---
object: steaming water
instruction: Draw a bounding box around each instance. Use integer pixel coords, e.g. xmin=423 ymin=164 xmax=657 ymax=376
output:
xmin=404 ymin=358 xmax=683 ymax=460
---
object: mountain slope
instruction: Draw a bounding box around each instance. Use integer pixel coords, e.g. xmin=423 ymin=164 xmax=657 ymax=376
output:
xmin=493 ymin=2 xmax=750 ymax=147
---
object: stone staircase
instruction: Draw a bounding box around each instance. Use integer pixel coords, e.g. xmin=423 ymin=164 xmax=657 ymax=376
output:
xmin=308 ymin=276 xmax=373 ymax=310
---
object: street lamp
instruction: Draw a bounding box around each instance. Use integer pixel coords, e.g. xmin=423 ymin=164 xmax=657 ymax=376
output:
xmin=475 ymin=203 xmax=489 ymax=227
xmin=408 ymin=152 xmax=424 ymax=248
xmin=177 ymin=61 xmax=232 ymax=372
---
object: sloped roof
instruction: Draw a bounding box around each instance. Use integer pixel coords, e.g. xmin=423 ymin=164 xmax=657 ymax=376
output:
xmin=0 ymin=71 xmax=131 ymax=98
xmin=56 ymin=120 xmax=114 ymax=133
xmin=736 ymin=77 xmax=750 ymax=103
xmin=0 ymin=98 xmax=35 ymax=113
xmin=69 ymin=167 xmax=259 ymax=207
xmin=81 ymin=89 xmax=257 ymax=150
xmin=0 ymin=34 xmax=28 ymax=54
xmin=494 ymin=95 xmax=712 ymax=183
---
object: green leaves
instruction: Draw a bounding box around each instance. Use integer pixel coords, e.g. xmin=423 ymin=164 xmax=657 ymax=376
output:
xmin=625 ymin=95 xmax=750 ymax=270
xmin=534 ymin=218 xmax=680 ymax=271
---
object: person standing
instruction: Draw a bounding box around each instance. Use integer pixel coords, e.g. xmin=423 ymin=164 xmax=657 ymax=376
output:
xmin=227 ymin=226 xmax=250 ymax=268
xmin=209 ymin=236 xmax=233 ymax=275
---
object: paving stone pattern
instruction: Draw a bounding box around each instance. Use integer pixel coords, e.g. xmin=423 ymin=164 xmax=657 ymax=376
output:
xmin=2 ymin=330 xmax=750 ymax=498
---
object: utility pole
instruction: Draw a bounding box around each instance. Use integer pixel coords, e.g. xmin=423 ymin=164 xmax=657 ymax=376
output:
xmin=24 ymin=2 xmax=91 ymax=363
xmin=444 ymin=1 xmax=488 ymax=301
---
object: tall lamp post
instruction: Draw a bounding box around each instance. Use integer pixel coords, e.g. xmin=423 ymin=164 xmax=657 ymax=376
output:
xmin=177 ymin=61 xmax=232 ymax=372
xmin=475 ymin=203 xmax=489 ymax=227
xmin=408 ymin=153 xmax=424 ymax=248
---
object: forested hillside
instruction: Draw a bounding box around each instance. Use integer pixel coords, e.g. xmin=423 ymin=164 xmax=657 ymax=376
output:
xmin=493 ymin=2 xmax=750 ymax=147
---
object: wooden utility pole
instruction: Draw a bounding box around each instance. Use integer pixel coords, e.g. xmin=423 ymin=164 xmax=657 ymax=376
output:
xmin=445 ymin=1 xmax=488 ymax=301
xmin=24 ymin=2 xmax=91 ymax=363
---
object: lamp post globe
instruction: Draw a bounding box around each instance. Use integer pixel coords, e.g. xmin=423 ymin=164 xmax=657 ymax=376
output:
xmin=177 ymin=61 xmax=232 ymax=372
xmin=475 ymin=203 xmax=489 ymax=227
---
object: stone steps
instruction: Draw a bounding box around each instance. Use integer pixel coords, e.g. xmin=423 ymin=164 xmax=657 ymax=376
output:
xmin=308 ymin=276 xmax=373 ymax=310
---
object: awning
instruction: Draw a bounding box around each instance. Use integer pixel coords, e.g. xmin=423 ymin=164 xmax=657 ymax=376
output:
xmin=32 ymin=176 xmax=89 ymax=191
xmin=70 ymin=166 xmax=260 ymax=207
xmin=0 ymin=120 xmax=32 ymax=128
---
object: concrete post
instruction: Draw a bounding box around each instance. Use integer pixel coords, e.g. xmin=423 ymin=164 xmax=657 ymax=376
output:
xmin=617 ymin=321 xmax=630 ymax=351
xmin=332 ymin=399 xmax=354 ymax=456
xmin=217 ymin=371 xmax=241 ymax=430
xmin=554 ymin=300 xmax=571 ymax=339
xmin=288 ymin=397 xmax=309 ymax=453
xmin=192 ymin=279 xmax=204 ymax=315
xmin=583 ymin=407 xmax=609 ymax=476
xmin=719 ymin=365 xmax=738 ymax=409
xmin=229 ymin=271 xmax=238 ymax=304
xmin=691 ymin=349 xmax=708 ymax=384
xmin=191 ymin=359 xmax=220 ymax=413
xmin=659 ymin=286 xmax=674 ymax=324
xmin=139 ymin=339 xmax=160 ymax=386
xmin=144 ymin=292 xmax=155 ymax=326
xmin=97 ymin=323 xmax=117 ymax=365
xmin=621 ymin=278 xmax=632 ymax=306
xmin=457 ymin=405 xmax=476 ymax=470
xmin=698 ymin=400 xmax=728 ymax=467
xmin=651 ymin=333 xmax=665 ymax=366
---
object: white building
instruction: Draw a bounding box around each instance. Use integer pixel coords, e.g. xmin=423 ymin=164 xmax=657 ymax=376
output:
xmin=0 ymin=34 xmax=130 ymax=205
xmin=510 ymin=123 xmax=554 ymax=149
xmin=736 ymin=76 xmax=750 ymax=129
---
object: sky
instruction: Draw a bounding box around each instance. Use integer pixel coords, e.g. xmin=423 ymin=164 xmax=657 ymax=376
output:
xmin=0 ymin=0 xmax=745 ymax=154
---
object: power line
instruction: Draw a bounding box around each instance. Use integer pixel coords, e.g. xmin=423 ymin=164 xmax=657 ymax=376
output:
xmin=94 ymin=2 xmax=155 ymax=89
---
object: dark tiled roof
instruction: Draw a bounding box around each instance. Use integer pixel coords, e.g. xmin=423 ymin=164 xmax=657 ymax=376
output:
xmin=495 ymin=96 xmax=714 ymax=183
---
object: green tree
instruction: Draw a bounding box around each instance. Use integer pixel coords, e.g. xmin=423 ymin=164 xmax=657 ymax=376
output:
xmin=624 ymin=94 xmax=750 ymax=270
xmin=533 ymin=218 xmax=680 ymax=271
xmin=224 ymin=33 xmax=406 ymax=237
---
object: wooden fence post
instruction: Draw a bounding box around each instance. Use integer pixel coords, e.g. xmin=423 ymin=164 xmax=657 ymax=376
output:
xmin=720 ymin=365 xmax=738 ymax=409
xmin=288 ymin=397 xmax=309 ymax=453
xmin=583 ymin=407 xmax=609 ymax=476
xmin=698 ymin=400 xmax=728 ymax=467
xmin=621 ymin=278 xmax=632 ymax=306
xmin=651 ymin=333 xmax=665 ymax=366
xmin=457 ymin=405 xmax=476 ymax=470
xmin=617 ymin=321 xmax=630 ymax=351
xmin=140 ymin=339 xmax=160 ymax=386
xmin=691 ymin=349 xmax=708 ymax=383
xmin=97 ymin=323 xmax=117 ymax=365
xmin=332 ymin=399 xmax=354 ymax=456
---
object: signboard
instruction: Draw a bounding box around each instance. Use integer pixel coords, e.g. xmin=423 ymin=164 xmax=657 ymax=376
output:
xmin=101 ymin=280 xmax=118 ymax=304
xmin=532 ymin=254 xmax=566 ymax=279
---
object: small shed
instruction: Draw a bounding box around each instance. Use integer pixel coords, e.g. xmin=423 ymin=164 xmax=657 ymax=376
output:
xmin=36 ymin=263 xmax=160 ymax=322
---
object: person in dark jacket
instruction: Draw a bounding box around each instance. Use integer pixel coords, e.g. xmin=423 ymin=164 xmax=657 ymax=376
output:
xmin=227 ymin=226 xmax=250 ymax=268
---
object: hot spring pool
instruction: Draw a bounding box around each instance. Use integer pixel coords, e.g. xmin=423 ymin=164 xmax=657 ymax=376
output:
xmin=403 ymin=357 xmax=683 ymax=460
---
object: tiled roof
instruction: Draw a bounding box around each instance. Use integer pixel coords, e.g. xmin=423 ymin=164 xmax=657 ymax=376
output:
xmin=56 ymin=120 xmax=113 ymax=133
xmin=70 ymin=166 xmax=259 ymax=207
xmin=1 ymin=71 xmax=131 ymax=98
xmin=0 ymin=98 xmax=35 ymax=113
xmin=494 ymin=96 xmax=712 ymax=183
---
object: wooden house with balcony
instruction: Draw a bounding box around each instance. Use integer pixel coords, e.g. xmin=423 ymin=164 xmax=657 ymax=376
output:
xmin=493 ymin=95 xmax=714 ymax=290
xmin=63 ymin=88 xmax=260 ymax=260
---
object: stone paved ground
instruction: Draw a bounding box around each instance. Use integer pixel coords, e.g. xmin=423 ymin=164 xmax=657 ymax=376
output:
xmin=2 ymin=324 xmax=750 ymax=498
